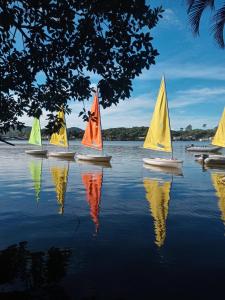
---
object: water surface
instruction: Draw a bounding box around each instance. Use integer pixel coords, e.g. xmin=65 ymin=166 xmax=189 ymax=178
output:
xmin=0 ymin=141 xmax=225 ymax=299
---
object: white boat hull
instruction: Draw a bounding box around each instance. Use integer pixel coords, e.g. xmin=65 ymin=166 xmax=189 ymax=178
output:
xmin=195 ymin=154 xmax=225 ymax=165
xmin=143 ymin=157 xmax=183 ymax=169
xmin=48 ymin=151 xmax=75 ymax=158
xmin=76 ymin=154 xmax=112 ymax=163
xmin=25 ymin=150 xmax=48 ymax=156
xmin=186 ymin=146 xmax=222 ymax=152
xmin=205 ymin=155 xmax=225 ymax=165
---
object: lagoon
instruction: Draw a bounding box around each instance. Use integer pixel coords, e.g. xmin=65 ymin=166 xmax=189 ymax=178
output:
xmin=0 ymin=141 xmax=225 ymax=299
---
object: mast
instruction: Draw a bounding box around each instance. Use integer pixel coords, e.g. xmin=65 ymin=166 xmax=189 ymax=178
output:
xmin=163 ymin=74 xmax=173 ymax=159
xmin=96 ymin=88 xmax=103 ymax=152
xmin=40 ymin=118 xmax=43 ymax=150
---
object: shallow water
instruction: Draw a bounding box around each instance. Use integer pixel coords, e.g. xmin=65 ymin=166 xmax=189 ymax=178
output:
xmin=0 ymin=141 xmax=225 ymax=299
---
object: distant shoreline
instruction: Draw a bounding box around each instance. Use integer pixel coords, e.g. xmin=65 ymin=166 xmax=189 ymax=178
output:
xmin=2 ymin=126 xmax=216 ymax=142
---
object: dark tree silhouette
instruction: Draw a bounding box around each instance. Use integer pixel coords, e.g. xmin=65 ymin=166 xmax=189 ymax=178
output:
xmin=187 ymin=0 xmax=225 ymax=48
xmin=0 ymin=241 xmax=71 ymax=299
xmin=0 ymin=0 xmax=163 ymax=134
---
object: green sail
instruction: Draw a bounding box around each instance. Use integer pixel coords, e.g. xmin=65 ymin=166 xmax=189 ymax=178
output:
xmin=28 ymin=118 xmax=42 ymax=146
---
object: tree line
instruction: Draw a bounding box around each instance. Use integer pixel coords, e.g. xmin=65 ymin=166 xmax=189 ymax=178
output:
xmin=2 ymin=126 xmax=217 ymax=141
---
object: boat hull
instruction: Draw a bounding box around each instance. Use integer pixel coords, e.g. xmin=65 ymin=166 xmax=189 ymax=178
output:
xmin=195 ymin=154 xmax=225 ymax=165
xmin=143 ymin=157 xmax=183 ymax=169
xmin=204 ymin=155 xmax=225 ymax=165
xmin=48 ymin=151 xmax=75 ymax=158
xmin=25 ymin=150 xmax=48 ymax=156
xmin=186 ymin=146 xmax=222 ymax=152
xmin=76 ymin=154 xmax=112 ymax=163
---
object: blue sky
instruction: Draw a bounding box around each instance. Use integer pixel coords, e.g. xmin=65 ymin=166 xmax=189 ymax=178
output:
xmin=22 ymin=0 xmax=225 ymax=130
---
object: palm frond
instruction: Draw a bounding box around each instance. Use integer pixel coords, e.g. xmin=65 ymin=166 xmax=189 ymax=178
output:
xmin=188 ymin=0 xmax=215 ymax=35
xmin=186 ymin=0 xmax=196 ymax=13
xmin=211 ymin=4 xmax=225 ymax=48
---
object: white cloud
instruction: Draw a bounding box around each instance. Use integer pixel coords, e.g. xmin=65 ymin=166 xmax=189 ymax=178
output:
xmin=170 ymin=87 xmax=225 ymax=108
xmin=161 ymin=8 xmax=183 ymax=29
xmin=20 ymin=84 xmax=224 ymax=130
xmin=137 ymin=62 xmax=225 ymax=81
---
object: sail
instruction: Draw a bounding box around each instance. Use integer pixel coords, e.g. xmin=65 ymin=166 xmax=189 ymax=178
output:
xmin=143 ymin=178 xmax=171 ymax=247
xmin=82 ymin=171 xmax=103 ymax=232
xmin=212 ymin=108 xmax=225 ymax=147
xmin=28 ymin=118 xmax=42 ymax=146
xmin=211 ymin=173 xmax=225 ymax=226
xmin=50 ymin=111 xmax=68 ymax=148
xmin=81 ymin=94 xmax=103 ymax=150
xmin=143 ymin=77 xmax=172 ymax=152
xmin=29 ymin=160 xmax=42 ymax=202
xmin=51 ymin=164 xmax=69 ymax=214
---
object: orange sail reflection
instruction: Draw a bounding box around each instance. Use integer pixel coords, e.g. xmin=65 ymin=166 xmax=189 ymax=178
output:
xmin=143 ymin=178 xmax=171 ymax=247
xmin=81 ymin=93 xmax=103 ymax=150
xmin=51 ymin=165 xmax=69 ymax=214
xmin=82 ymin=171 xmax=103 ymax=232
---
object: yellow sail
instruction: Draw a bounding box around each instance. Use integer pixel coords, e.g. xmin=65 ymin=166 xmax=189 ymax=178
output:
xmin=143 ymin=77 xmax=172 ymax=152
xmin=51 ymin=164 xmax=69 ymax=214
xmin=143 ymin=178 xmax=171 ymax=247
xmin=50 ymin=111 xmax=68 ymax=148
xmin=212 ymin=108 xmax=225 ymax=147
xmin=211 ymin=173 xmax=225 ymax=225
xmin=29 ymin=160 xmax=42 ymax=202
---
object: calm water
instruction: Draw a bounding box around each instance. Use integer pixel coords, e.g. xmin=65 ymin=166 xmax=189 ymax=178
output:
xmin=0 ymin=141 xmax=225 ymax=299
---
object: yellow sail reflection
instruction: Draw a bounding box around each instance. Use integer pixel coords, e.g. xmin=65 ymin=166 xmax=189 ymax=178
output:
xmin=143 ymin=178 xmax=171 ymax=247
xmin=29 ymin=160 xmax=42 ymax=202
xmin=211 ymin=173 xmax=225 ymax=226
xmin=51 ymin=164 xmax=69 ymax=214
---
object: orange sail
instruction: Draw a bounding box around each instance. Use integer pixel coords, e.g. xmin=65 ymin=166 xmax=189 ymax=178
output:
xmin=81 ymin=93 xmax=103 ymax=150
xmin=82 ymin=171 xmax=103 ymax=232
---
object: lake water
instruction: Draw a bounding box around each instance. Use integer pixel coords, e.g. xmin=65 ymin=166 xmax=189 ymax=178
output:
xmin=0 ymin=141 xmax=225 ymax=299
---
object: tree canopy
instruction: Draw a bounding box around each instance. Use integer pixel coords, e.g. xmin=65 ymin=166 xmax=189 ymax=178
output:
xmin=0 ymin=0 xmax=163 ymax=133
xmin=187 ymin=0 xmax=225 ymax=48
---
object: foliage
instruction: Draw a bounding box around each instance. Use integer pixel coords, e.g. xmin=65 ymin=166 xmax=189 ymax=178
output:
xmin=0 ymin=0 xmax=163 ymax=133
xmin=187 ymin=0 xmax=225 ymax=48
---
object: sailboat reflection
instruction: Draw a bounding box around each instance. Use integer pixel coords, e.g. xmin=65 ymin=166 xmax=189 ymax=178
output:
xmin=143 ymin=177 xmax=171 ymax=247
xmin=211 ymin=173 xmax=225 ymax=227
xmin=77 ymin=159 xmax=111 ymax=168
xmin=82 ymin=170 xmax=103 ymax=233
xmin=29 ymin=159 xmax=43 ymax=202
xmin=143 ymin=163 xmax=183 ymax=176
xmin=51 ymin=163 xmax=69 ymax=214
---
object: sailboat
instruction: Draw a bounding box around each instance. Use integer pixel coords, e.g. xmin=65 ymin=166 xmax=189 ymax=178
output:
xmin=76 ymin=92 xmax=112 ymax=163
xmin=48 ymin=110 xmax=75 ymax=159
xmin=51 ymin=163 xmax=69 ymax=214
xmin=29 ymin=159 xmax=42 ymax=203
xmin=143 ymin=177 xmax=171 ymax=247
xmin=198 ymin=108 xmax=225 ymax=165
xmin=211 ymin=173 xmax=225 ymax=229
xmin=82 ymin=170 xmax=103 ymax=233
xmin=25 ymin=117 xmax=48 ymax=155
xmin=143 ymin=76 xmax=183 ymax=169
